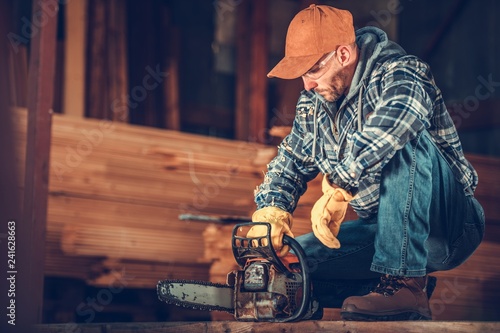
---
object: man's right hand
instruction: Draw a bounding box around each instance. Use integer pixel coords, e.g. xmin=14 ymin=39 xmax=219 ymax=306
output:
xmin=247 ymin=206 xmax=294 ymax=257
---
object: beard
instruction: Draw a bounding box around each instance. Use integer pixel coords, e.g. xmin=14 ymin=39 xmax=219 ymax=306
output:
xmin=314 ymin=67 xmax=349 ymax=102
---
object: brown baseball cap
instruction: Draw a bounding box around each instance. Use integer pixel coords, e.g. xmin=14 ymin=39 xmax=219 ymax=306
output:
xmin=268 ymin=4 xmax=355 ymax=79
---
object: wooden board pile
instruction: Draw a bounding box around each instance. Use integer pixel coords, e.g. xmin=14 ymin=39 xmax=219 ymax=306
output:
xmin=13 ymin=108 xmax=279 ymax=289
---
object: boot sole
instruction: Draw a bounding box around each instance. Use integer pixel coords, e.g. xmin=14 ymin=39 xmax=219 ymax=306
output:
xmin=341 ymin=311 xmax=432 ymax=321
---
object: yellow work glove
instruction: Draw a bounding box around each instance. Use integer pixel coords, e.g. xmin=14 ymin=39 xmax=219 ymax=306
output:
xmin=247 ymin=206 xmax=294 ymax=257
xmin=311 ymin=175 xmax=353 ymax=249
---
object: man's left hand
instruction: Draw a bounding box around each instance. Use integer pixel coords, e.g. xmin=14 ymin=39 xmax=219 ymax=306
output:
xmin=311 ymin=175 xmax=353 ymax=248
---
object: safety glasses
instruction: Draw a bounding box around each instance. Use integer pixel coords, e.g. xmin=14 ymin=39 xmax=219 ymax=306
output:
xmin=302 ymin=50 xmax=337 ymax=80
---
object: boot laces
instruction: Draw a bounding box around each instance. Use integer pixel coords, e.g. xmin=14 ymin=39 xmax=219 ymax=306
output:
xmin=373 ymin=275 xmax=406 ymax=297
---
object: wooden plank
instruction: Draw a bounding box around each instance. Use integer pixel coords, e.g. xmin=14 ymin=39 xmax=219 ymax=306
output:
xmin=63 ymin=0 xmax=87 ymax=117
xmin=21 ymin=0 xmax=59 ymax=326
xmin=60 ymin=224 xmax=208 ymax=263
xmin=36 ymin=321 xmax=500 ymax=333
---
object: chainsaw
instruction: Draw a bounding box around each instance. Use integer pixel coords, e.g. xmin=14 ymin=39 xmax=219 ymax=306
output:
xmin=157 ymin=222 xmax=322 ymax=322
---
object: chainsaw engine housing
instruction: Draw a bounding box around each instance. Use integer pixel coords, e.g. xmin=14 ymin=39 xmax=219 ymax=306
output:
xmin=229 ymin=223 xmax=320 ymax=322
xmin=227 ymin=260 xmax=308 ymax=321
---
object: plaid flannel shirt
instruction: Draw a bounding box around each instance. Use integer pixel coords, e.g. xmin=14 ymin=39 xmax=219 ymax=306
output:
xmin=255 ymin=31 xmax=478 ymax=219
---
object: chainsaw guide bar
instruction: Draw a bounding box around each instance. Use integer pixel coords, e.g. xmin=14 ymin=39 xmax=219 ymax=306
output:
xmin=157 ymin=279 xmax=234 ymax=313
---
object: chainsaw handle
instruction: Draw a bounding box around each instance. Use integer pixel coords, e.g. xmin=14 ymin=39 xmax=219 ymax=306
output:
xmin=232 ymin=222 xmax=290 ymax=273
xmin=280 ymin=234 xmax=311 ymax=323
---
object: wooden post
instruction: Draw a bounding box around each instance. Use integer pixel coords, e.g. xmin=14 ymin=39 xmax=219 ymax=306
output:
xmin=86 ymin=0 xmax=107 ymax=119
xmin=63 ymin=0 xmax=87 ymax=117
xmin=21 ymin=0 xmax=59 ymax=327
xmin=248 ymin=0 xmax=269 ymax=144
xmin=164 ymin=29 xmax=181 ymax=131
xmin=235 ymin=0 xmax=269 ymax=143
xmin=0 ymin=1 xmax=22 ymax=331
xmin=85 ymin=0 xmax=129 ymax=122
xmin=235 ymin=0 xmax=251 ymax=141
xmin=107 ymin=0 xmax=128 ymax=122
xmin=161 ymin=4 xmax=181 ymax=130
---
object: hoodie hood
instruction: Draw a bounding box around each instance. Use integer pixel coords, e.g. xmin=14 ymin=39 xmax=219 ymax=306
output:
xmin=347 ymin=27 xmax=407 ymax=100
xmin=310 ymin=27 xmax=406 ymax=157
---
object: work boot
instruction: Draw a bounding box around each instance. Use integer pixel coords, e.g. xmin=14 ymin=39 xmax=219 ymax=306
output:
xmin=340 ymin=275 xmax=433 ymax=321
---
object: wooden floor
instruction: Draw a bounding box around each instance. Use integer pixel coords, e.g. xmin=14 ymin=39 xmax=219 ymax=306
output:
xmin=36 ymin=321 xmax=500 ymax=333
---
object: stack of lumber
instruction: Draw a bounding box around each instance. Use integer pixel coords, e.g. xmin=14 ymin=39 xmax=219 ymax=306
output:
xmin=13 ymin=107 xmax=276 ymax=288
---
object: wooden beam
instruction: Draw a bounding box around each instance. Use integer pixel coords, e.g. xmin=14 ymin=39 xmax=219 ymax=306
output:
xmin=36 ymin=321 xmax=500 ymax=333
xmin=107 ymin=0 xmax=128 ymax=122
xmin=7 ymin=44 xmax=29 ymax=108
xmin=235 ymin=0 xmax=269 ymax=143
xmin=0 ymin=1 xmax=22 ymax=332
xmin=163 ymin=14 xmax=181 ymax=130
xmin=235 ymin=0 xmax=251 ymax=141
xmin=21 ymin=0 xmax=59 ymax=327
xmin=249 ymin=0 xmax=269 ymax=144
xmin=164 ymin=30 xmax=181 ymax=131
xmin=85 ymin=0 xmax=107 ymax=119
xmin=63 ymin=0 xmax=87 ymax=117
xmin=85 ymin=0 xmax=128 ymax=122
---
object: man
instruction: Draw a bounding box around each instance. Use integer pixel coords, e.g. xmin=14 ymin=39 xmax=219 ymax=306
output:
xmin=248 ymin=4 xmax=485 ymax=321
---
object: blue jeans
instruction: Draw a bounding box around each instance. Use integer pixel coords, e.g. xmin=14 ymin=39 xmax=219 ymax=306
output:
xmin=296 ymin=131 xmax=485 ymax=306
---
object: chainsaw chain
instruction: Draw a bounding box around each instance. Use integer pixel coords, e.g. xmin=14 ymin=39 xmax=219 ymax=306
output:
xmin=157 ymin=279 xmax=234 ymax=314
